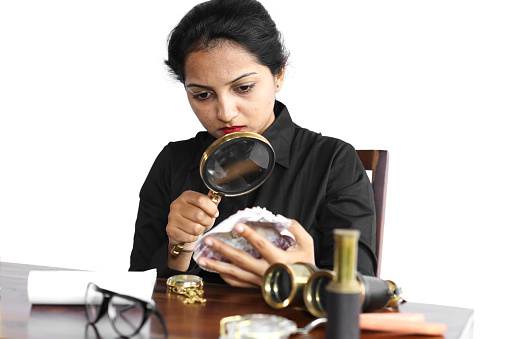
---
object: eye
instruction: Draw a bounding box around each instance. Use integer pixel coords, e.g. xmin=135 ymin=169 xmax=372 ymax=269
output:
xmin=192 ymin=92 xmax=212 ymax=100
xmin=235 ymin=84 xmax=255 ymax=94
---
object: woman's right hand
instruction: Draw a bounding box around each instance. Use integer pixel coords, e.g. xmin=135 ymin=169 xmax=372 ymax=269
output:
xmin=166 ymin=190 xmax=220 ymax=253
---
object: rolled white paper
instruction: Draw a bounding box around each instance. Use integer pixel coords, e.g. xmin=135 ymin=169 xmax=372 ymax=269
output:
xmin=27 ymin=269 xmax=157 ymax=305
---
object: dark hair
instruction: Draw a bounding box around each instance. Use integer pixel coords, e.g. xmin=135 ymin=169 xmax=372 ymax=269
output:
xmin=165 ymin=0 xmax=289 ymax=83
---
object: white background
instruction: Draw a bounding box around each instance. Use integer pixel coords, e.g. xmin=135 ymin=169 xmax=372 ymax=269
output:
xmin=1 ymin=1 xmax=508 ymax=337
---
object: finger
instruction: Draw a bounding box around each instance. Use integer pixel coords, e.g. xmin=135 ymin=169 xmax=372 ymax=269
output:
xmin=167 ymin=224 xmax=201 ymax=244
xmin=185 ymin=191 xmax=219 ymax=219
xmin=201 ymin=236 xmax=270 ymax=277
xmin=167 ymin=209 xmax=207 ymax=239
xmin=233 ymin=223 xmax=283 ymax=264
xmin=171 ymin=192 xmax=218 ymax=224
xmin=283 ymin=219 xmax=315 ymax=264
xmin=286 ymin=219 xmax=313 ymax=247
xmin=167 ymin=191 xmax=219 ymax=241
xmin=198 ymin=256 xmax=263 ymax=287
xmin=221 ymin=273 xmax=259 ymax=288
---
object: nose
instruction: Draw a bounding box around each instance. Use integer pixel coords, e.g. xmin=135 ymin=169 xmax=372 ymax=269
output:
xmin=216 ymin=95 xmax=238 ymax=123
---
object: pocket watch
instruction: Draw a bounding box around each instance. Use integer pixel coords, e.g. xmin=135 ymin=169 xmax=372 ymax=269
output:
xmin=166 ymin=275 xmax=206 ymax=304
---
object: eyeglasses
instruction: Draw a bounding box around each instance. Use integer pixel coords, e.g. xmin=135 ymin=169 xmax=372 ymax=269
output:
xmin=85 ymin=282 xmax=168 ymax=338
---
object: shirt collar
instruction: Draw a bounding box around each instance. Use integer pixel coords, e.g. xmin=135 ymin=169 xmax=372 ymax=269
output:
xmin=262 ymin=100 xmax=294 ymax=169
xmin=190 ymin=100 xmax=294 ymax=170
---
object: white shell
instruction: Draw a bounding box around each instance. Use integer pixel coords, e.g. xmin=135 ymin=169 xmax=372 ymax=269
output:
xmin=193 ymin=207 xmax=296 ymax=273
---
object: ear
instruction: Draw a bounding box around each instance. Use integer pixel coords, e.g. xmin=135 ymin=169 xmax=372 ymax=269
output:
xmin=275 ymin=64 xmax=285 ymax=93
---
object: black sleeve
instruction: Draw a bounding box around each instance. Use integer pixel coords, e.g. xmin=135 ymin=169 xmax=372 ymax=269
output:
xmin=316 ymin=143 xmax=378 ymax=276
xmin=128 ymin=145 xmax=201 ymax=278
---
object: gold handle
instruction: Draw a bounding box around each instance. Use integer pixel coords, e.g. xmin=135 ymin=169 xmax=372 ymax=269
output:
xmin=171 ymin=191 xmax=222 ymax=257
xmin=209 ymin=192 xmax=222 ymax=204
xmin=170 ymin=242 xmax=185 ymax=256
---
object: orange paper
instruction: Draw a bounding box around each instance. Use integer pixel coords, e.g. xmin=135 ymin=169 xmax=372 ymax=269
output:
xmin=359 ymin=313 xmax=447 ymax=336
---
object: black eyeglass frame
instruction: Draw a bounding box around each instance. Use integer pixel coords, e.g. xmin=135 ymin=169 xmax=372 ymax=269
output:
xmin=85 ymin=282 xmax=167 ymax=338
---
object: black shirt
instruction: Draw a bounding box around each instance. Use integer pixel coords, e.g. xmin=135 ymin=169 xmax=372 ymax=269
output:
xmin=129 ymin=101 xmax=377 ymax=281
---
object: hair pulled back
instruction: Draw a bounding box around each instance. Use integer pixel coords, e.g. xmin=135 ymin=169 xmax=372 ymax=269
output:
xmin=165 ymin=0 xmax=288 ymax=83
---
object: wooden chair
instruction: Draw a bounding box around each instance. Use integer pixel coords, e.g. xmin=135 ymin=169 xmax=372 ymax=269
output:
xmin=356 ymin=150 xmax=389 ymax=277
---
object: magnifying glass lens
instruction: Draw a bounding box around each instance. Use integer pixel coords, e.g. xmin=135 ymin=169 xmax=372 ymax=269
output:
xmin=201 ymin=134 xmax=275 ymax=196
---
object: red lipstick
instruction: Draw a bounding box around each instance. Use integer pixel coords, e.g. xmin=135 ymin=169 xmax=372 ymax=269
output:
xmin=220 ymin=126 xmax=245 ymax=134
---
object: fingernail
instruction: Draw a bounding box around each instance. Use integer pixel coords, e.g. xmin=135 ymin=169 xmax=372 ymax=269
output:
xmin=215 ymin=211 xmax=219 ymax=218
xmin=234 ymin=223 xmax=245 ymax=233
xmin=204 ymin=237 xmax=213 ymax=246
xmin=198 ymin=258 xmax=206 ymax=267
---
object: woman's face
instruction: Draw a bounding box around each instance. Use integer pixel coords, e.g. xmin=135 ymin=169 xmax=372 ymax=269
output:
xmin=184 ymin=41 xmax=284 ymax=139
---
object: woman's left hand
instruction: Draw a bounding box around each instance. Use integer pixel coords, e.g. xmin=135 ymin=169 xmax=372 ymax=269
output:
xmin=196 ymin=218 xmax=315 ymax=288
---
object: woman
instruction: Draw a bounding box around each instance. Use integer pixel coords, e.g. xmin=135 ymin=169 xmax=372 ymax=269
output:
xmin=129 ymin=0 xmax=377 ymax=287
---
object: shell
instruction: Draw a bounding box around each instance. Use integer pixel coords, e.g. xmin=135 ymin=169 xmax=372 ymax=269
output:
xmin=193 ymin=207 xmax=296 ymax=273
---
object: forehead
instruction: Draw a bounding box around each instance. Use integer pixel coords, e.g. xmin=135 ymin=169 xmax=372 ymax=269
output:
xmin=184 ymin=42 xmax=268 ymax=85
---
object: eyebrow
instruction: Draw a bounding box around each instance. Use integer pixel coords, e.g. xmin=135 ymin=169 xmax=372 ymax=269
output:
xmin=186 ymin=72 xmax=257 ymax=90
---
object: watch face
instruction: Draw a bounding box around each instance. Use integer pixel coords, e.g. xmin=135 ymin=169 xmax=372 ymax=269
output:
xmin=169 ymin=275 xmax=202 ymax=283
xmin=220 ymin=314 xmax=297 ymax=339
xmin=167 ymin=274 xmax=204 ymax=294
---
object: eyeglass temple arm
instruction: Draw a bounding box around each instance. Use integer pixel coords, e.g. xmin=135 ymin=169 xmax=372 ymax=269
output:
xmin=154 ymin=309 xmax=168 ymax=338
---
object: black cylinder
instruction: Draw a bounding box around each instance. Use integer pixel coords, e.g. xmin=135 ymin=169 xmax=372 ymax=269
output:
xmin=325 ymin=289 xmax=361 ymax=339
xmin=358 ymin=274 xmax=392 ymax=312
xmin=326 ymin=229 xmax=361 ymax=339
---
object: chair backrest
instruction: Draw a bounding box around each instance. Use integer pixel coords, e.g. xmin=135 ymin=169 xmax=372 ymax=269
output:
xmin=356 ymin=150 xmax=389 ymax=277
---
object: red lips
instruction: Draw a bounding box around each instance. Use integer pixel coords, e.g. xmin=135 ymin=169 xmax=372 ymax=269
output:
xmin=220 ymin=126 xmax=245 ymax=134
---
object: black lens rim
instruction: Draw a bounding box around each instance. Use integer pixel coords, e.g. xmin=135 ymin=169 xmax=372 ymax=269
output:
xmin=84 ymin=282 xmax=167 ymax=338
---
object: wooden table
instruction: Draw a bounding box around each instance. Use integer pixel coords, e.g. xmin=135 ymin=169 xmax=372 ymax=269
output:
xmin=0 ymin=262 xmax=473 ymax=339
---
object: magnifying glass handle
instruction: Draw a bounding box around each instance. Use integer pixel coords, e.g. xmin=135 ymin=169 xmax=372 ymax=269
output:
xmin=208 ymin=191 xmax=222 ymax=204
xmin=170 ymin=242 xmax=185 ymax=256
xmin=171 ymin=191 xmax=223 ymax=257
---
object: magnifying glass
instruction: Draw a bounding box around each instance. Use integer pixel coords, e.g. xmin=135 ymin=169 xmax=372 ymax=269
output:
xmin=170 ymin=131 xmax=276 ymax=256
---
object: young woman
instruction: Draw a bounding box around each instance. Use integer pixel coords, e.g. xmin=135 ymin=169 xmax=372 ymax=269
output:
xmin=129 ymin=0 xmax=377 ymax=288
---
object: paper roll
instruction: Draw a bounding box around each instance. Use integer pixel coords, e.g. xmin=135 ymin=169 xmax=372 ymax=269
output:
xmin=27 ymin=269 xmax=157 ymax=304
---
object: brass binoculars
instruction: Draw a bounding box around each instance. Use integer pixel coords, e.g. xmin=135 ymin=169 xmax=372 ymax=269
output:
xmin=261 ymin=263 xmax=402 ymax=318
